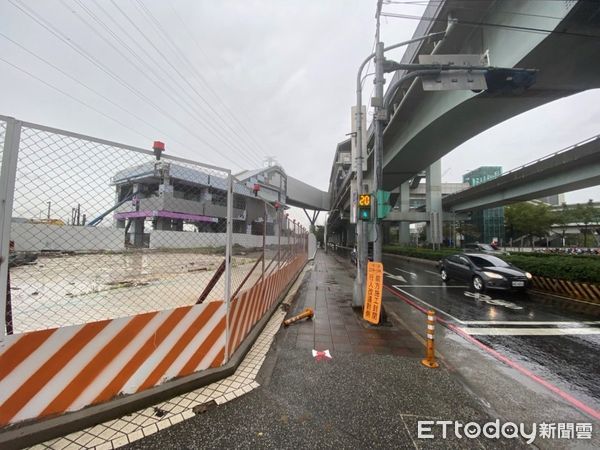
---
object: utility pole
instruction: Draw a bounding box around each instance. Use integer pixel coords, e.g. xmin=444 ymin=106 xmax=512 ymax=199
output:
xmin=47 ymin=201 xmax=51 ymax=220
xmin=373 ymin=0 xmax=384 ymax=263
xmin=352 ymin=28 xmax=449 ymax=309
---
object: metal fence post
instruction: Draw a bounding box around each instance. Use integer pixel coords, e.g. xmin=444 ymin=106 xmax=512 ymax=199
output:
xmin=262 ymin=204 xmax=266 ymax=279
xmin=224 ymin=173 xmax=233 ymax=362
xmin=276 ymin=208 xmax=281 ymax=268
xmin=0 ymin=118 xmax=21 ymax=338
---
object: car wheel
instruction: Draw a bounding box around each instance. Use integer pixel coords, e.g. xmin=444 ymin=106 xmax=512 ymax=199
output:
xmin=472 ymin=276 xmax=485 ymax=292
xmin=441 ymin=268 xmax=449 ymax=282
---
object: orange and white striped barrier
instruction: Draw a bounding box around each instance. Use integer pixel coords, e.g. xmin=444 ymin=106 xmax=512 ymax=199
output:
xmin=421 ymin=309 xmax=439 ymax=369
xmin=228 ymin=254 xmax=305 ymax=356
xmin=283 ymin=308 xmax=314 ymax=327
xmin=0 ymin=301 xmax=226 ymax=427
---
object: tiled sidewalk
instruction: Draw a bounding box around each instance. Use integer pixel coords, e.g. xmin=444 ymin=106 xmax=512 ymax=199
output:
xmin=287 ymin=251 xmax=423 ymax=357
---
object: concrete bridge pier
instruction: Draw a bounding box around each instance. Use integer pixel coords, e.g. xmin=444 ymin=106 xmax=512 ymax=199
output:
xmin=425 ymin=159 xmax=442 ymax=246
xmin=398 ymin=182 xmax=411 ymax=244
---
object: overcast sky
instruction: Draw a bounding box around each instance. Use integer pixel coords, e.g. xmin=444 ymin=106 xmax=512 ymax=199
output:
xmin=1 ymin=0 xmax=599 ymax=228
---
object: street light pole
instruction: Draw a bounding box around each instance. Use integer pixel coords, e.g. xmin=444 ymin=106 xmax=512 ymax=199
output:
xmin=373 ymin=40 xmax=384 ymax=263
xmin=373 ymin=1 xmax=385 ymax=264
xmin=352 ymin=30 xmax=447 ymax=308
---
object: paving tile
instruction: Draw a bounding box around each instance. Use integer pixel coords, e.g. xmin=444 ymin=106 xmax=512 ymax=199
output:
xmin=314 ymin=331 xmax=333 ymax=339
xmin=169 ymin=414 xmax=185 ymax=426
xmin=74 ymin=433 xmax=96 ymax=447
xmin=353 ymin=345 xmax=375 ymax=354
xmin=95 ymin=441 xmax=113 ymax=450
xmin=62 ymin=443 xmax=82 ymax=450
xmin=142 ymin=424 xmax=158 ymax=437
xmin=181 ymin=410 xmax=195 ymax=420
xmin=126 ymin=430 xmax=144 ymax=444
xmin=110 ymin=434 xmax=130 ymax=448
xmin=332 ymin=343 xmax=353 ymax=353
xmin=86 ymin=437 xmax=108 ymax=448
xmin=331 ymin=335 xmax=350 ymax=344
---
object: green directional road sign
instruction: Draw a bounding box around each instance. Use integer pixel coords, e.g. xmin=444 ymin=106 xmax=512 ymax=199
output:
xmin=377 ymin=190 xmax=391 ymax=219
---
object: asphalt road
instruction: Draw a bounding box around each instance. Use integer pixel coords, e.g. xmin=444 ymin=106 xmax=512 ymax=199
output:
xmin=381 ymin=254 xmax=600 ymax=414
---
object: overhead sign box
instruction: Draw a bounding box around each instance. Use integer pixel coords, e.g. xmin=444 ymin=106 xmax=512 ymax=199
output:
xmin=419 ymin=54 xmax=488 ymax=67
xmin=421 ymin=72 xmax=487 ymax=91
xmin=419 ymin=54 xmax=488 ymax=92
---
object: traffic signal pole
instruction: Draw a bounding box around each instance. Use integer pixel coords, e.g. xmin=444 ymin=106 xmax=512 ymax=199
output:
xmin=352 ymin=30 xmax=448 ymax=308
xmin=373 ymin=40 xmax=384 ymax=264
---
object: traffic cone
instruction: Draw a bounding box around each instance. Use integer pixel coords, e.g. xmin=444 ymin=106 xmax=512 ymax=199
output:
xmin=283 ymin=308 xmax=314 ymax=327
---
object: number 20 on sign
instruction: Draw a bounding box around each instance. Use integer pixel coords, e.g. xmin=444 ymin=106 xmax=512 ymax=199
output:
xmin=363 ymin=261 xmax=383 ymax=324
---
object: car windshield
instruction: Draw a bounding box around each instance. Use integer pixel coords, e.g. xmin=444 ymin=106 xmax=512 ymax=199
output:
xmin=478 ymin=244 xmax=495 ymax=251
xmin=467 ymin=255 xmax=509 ymax=268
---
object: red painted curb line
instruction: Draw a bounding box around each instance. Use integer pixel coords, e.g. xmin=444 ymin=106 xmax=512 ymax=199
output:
xmin=383 ymin=284 xmax=600 ymax=422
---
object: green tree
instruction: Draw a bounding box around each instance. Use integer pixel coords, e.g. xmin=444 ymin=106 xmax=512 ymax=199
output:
xmin=314 ymin=225 xmax=324 ymax=245
xmin=455 ymin=220 xmax=481 ymax=244
xmin=573 ymin=200 xmax=598 ymax=247
xmin=553 ymin=203 xmax=574 ymax=247
xmin=505 ymin=202 xmax=554 ymax=248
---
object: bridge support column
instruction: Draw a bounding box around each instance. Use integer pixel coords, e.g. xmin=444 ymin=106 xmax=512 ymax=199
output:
xmin=398 ymin=181 xmax=410 ymax=244
xmin=426 ymin=160 xmax=443 ymax=247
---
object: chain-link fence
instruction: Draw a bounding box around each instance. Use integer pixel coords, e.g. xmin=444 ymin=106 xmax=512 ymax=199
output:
xmin=1 ymin=116 xmax=309 ymax=342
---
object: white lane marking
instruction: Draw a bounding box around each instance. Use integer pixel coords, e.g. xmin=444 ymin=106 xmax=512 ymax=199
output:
xmin=464 ymin=292 xmax=524 ymax=310
xmin=384 ymin=271 xmax=407 ymax=283
xmin=425 ymin=270 xmax=440 ymax=276
xmin=459 ymin=327 xmax=600 ymax=336
xmin=462 ymin=321 xmax=600 ymax=326
xmin=394 ymin=268 xmax=417 ymax=277
xmin=392 ymin=285 xmax=466 ymax=324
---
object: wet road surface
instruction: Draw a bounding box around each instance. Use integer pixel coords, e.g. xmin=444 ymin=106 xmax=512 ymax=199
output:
xmin=381 ymin=255 xmax=600 ymax=413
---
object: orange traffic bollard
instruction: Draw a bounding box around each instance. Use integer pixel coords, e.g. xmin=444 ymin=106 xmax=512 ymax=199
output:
xmin=283 ymin=308 xmax=314 ymax=327
xmin=421 ymin=309 xmax=439 ymax=368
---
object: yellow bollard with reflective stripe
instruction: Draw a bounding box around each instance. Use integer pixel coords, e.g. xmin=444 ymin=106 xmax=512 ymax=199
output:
xmin=421 ymin=309 xmax=439 ymax=368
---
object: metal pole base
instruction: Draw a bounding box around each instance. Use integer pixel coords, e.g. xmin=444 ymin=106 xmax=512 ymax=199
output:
xmin=352 ymin=279 xmax=364 ymax=308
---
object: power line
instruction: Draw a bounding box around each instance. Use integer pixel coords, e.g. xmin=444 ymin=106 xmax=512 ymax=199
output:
xmin=0 ymin=31 xmax=199 ymax=152
xmin=0 ymin=56 xmax=152 ymax=142
xmin=145 ymin=1 xmax=271 ymax=165
xmin=111 ymin=0 xmax=264 ymax=167
xmin=7 ymin=0 xmax=254 ymax=170
xmin=69 ymin=0 xmax=260 ymax=169
xmin=132 ymin=0 xmax=266 ymax=165
xmin=76 ymin=0 xmax=261 ymax=169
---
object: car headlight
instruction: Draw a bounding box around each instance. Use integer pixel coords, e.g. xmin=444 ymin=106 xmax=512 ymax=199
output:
xmin=483 ymin=271 xmax=504 ymax=279
xmin=525 ymin=272 xmax=532 ymax=279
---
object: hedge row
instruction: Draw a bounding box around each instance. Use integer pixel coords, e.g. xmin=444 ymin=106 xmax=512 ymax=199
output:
xmin=503 ymin=255 xmax=600 ymax=284
xmin=382 ymin=245 xmax=455 ymax=261
xmin=382 ymin=246 xmax=600 ymax=283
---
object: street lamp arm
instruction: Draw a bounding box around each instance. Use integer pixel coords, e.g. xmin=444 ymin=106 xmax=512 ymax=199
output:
xmin=383 ymin=69 xmax=441 ymax=109
xmin=356 ymin=30 xmax=447 ymax=97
